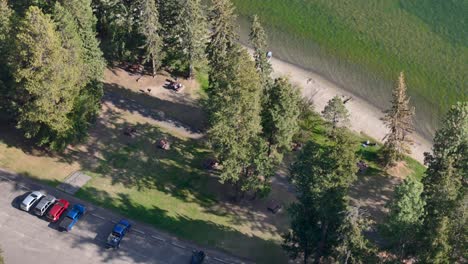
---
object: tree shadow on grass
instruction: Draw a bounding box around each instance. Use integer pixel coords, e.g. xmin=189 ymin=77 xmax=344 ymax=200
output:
xmin=57 ymin=106 xmax=219 ymax=207
xmin=103 ymin=83 xmax=208 ymax=133
xmin=74 ymin=187 xmax=288 ymax=264
xmin=0 ymin=83 xmax=288 ymax=262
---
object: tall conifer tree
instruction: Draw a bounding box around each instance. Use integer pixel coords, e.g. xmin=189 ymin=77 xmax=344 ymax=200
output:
xmin=206 ymin=0 xmax=237 ymax=95
xmin=10 ymin=6 xmax=82 ymax=147
xmin=283 ymin=130 xmax=357 ymax=263
xmin=381 ymin=72 xmax=415 ymax=166
xmin=420 ymin=102 xmax=467 ymax=263
xmin=60 ymin=0 xmax=105 ymax=82
xmin=179 ymin=0 xmax=207 ymax=78
xmin=136 ymin=0 xmax=162 ymax=76
xmin=262 ymin=77 xmax=301 ymax=157
xmin=208 ymin=48 xmax=270 ymax=197
xmin=249 ymin=15 xmax=272 ymax=88
xmin=383 ymin=176 xmax=425 ymax=259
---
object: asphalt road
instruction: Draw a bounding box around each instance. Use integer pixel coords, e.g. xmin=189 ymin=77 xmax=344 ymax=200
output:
xmin=0 ymin=169 xmax=248 ymax=264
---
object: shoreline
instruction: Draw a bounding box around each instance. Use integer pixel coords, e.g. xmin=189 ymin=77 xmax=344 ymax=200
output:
xmin=263 ymin=50 xmax=433 ymax=164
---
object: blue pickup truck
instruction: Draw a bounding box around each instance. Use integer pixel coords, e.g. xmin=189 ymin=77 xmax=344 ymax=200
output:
xmin=58 ymin=204 xmax=86 ymax=231
xmin=106 ymin=219 xmax=132 ymax=249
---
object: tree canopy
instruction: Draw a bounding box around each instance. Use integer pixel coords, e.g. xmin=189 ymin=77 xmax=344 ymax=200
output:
xmin=381 ymin=72 xmax=415 ymax=166
xmin=283 ymin=131 xmax=359 ymax=263
xmin=419 ymin=102 xmax=467 ymax=263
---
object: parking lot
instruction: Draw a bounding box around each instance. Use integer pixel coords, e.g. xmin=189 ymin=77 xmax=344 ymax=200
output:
xmin=0 ymin=169 xmax=248 ymax=264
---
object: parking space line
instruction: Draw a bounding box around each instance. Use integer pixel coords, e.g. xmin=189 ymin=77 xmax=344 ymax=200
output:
xmin=213 ymin=257 xmax=231 ymax=264
xmin=171 ymin=241 xmax=186 ymax=249
xmin=111 ymin=220 xmax=117 ymax=224
xmin=151 ymin=235 xmax=166 ymax=242
xmin=17 ymin=184 xmax=30 ymax=190
xmin=132 ymin=228 xmax=145 ymax=235
xmin=90 ymin=213 xmax=106 ymax=220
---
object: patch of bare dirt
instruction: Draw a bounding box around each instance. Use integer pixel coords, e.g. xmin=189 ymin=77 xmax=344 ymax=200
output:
xmin=386 ymin=161 xmax=412 ymax=179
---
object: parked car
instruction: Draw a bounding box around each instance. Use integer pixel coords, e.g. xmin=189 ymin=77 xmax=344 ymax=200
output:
xmin=20 ymin=191 xmax=44 ymax=211
xmin=106 ymin=219 xmax=132 ymax=249
xmin=46 ymin=199 xmax=70 ymax=222
xmin=58 ymin=204 xmax=86 ymax=231
xmin=190 ymin=250 xmax=205 ymax=264
xmin=33 ymin=195 xmax=56 ymax=216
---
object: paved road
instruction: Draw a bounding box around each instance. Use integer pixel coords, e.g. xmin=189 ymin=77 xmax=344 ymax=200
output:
xmin=0 ymin=169 xmax=249 ymax=264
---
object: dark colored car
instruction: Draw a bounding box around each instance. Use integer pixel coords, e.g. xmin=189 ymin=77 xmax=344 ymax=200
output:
xmin=58 ymin=204 xmax=86 ymax=231
xmin=106 ymin=219 xmax=132 ymax=249
xmin=190 ymin=250 xmax=205 ymax=264
xmin=46 ymin=199 xmax=70 ymax=222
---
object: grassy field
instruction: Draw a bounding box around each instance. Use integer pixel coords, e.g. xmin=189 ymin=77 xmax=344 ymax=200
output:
xmin=0 ymin=72 xmax=426 ymax=263
xmin=233 ymin=0 xmax=467 ymax=136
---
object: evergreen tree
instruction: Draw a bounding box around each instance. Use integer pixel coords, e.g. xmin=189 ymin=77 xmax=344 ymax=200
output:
xmin=0 ymin=0 xmax=13 ymax=110
xmin=10 ymin=6 xmax=82 ymax=148
xmin=208 ymin=48 xmax=270 ymax=197
xmin=249 ymin=15 xmax=272 ymax=88
xmin=381 ymin=72 xmax=415 ymax=166
xmin=283 ymin=130 xmax=357 ymax=263
xmin=383 ymin=176 xmax=425 ymax=259
xmin=60 ymin=0 xmax=105 ymax=81
xmin=321 ymin=95 xmax=350 ymax=131
xmin=206 ymin=0 xmax=237 ymax=95
xmin=0 ymin=0 xmax=12 ymax=53
xmin=92 ymin=0 xmax=132 ymax=60
xmin=159 ymin=0 xmax=206 ymax=77
xmin=420 ymin=102 xmax=467 ymax=263
xmin=333 ymin=207 xmax=376 ymax=264
xmin=53 ymin=2 xmax=103 ymax=147
xmin=135 ymin=0 xmax=162 ymax=76
xmin=262 ymin=77 xmax=301 ymax=157
xmin=178 ymin=0 xmax=207 ymax=78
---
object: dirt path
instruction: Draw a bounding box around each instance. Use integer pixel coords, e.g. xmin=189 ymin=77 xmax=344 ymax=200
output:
xmin=258 ymin=49 xmax=433 ymax=164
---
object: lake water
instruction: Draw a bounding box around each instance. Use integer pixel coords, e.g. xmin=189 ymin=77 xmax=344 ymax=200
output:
xmin=237 ymin=16 xmax=438 ymax=141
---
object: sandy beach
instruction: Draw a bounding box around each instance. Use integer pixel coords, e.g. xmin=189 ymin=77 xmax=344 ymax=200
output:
xmin=266 ymin=53 xmax=433 ymax=164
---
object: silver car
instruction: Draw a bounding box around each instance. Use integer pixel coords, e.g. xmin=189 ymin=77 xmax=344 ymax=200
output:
xmin=33 ymin=194 xmax=56 ymax=216
xmin=20 ymin=191 xmax=45 ymax=211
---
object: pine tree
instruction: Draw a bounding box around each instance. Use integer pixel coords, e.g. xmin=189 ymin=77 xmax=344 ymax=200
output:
xmin=10 ymin=6 xmax=82 ymax=147
xmin=178 ymin=0 xmax=207 ymax=78
xmin=208 ymin=48 xmax=270 ymax=198
xmin=92 ymin=0 xmax=132 ymax=60
xmin=322 ymin=95 xmax=350 ymax=131
xmin=333 ymin=207 xmax=376 ymax=264
xmin=206 ymin=0 xmax=237 ymax=95
xmin=262 ymin=77 xmax=301 ymax=157
xmin=60 ymin=0 xmax=105 ymax=81
xmin=381 ymin=72 xmax=415 ymax=166
xmin=53 ymin=2 xmax=102 ymax=147
xmin=383 ymin=176 xmax=425 ymax=259
xmin=420 ymin=102 xmax=467 ymax=263
xmin=135 ymin=0 xmax=162 ymax=76
xmin=0 ymin=0 xmax=13 ymax=110
xmin=0 ymin=0 xmax=12 ymax=53
xmin=53 ymin=2 xmax=85 ymax=80
xmin=283 ymin=131 xmax=357 ymax=263
xmin=249 ymin=15 xmax=272 ymax=88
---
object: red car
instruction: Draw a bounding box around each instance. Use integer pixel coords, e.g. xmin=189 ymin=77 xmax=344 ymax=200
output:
xmin=46 ymin=199 xmax=69 ymax=222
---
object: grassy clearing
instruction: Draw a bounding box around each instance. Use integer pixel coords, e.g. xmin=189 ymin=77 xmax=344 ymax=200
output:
xmin=0 ymin=72 xmax=426 ymax=263
xmin=0 ymin=90 xmax=289 ymax=263
xmin=233 ymin=0 xmax=467 ymax=120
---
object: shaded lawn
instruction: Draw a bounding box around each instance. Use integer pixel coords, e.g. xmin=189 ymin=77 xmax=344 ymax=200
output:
xmin=73 ymin=115 xmax=288 ymax=263
xmin=0 ymin=76 xmax=427 ymax=263
xmin=0 ymin=94 xmax=289 ymax=264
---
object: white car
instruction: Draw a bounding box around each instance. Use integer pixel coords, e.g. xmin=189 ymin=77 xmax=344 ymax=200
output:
xmin=34 ymin=194 xmax=56 ymax=216
xmin=20 ymin=191 xmax=45 ymax=211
